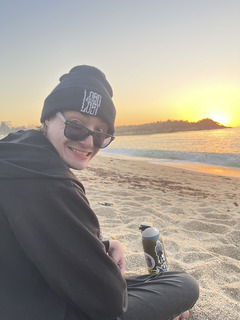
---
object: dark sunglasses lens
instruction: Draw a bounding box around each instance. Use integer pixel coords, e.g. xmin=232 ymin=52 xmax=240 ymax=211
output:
xmin=65 ymin=122 xmax=89 ymax=141
xmin=64 ymin=121 xmax=113 ymax=148
xmin=93 ymin=133 xmax=106 ymax=148
xmin=94 ymin=135 xmax=112 ymax=148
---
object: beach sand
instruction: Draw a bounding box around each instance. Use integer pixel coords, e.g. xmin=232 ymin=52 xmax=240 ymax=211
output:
xmin=73 ymin=154 xmax=240 ymax=320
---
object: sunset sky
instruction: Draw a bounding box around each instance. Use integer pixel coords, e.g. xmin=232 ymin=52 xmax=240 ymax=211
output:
xmin=0 ymin=0 xmax=239 ymax=127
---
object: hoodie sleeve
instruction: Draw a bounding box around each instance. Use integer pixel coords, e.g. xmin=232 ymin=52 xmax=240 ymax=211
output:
xmin=8 ymin=183 xmax=127 ymax=320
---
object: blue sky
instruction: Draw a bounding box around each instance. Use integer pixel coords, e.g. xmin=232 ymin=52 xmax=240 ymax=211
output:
xmin=1 ymin=0 xmax=240 ymax=126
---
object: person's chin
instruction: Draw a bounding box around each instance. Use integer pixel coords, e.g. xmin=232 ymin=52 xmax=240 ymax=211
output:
xmin=63 ymin=149 xmax=92 ymax=170
xmin=67 ymin=159 xmax=90 ymax=170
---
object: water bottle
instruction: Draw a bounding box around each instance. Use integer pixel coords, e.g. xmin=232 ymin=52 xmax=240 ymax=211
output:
xmin=139 ymin=222 xmax=167 ymax=274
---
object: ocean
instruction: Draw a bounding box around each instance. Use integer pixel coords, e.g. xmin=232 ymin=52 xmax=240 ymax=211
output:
xmin=101 ymin=127 xmax=240 ymax=176
xmin=1 ymin=127 xmax=240 ymax=176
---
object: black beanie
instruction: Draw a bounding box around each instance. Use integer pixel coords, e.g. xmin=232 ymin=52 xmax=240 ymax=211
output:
xmin=41 ymin=65 xmax=116 ymax=134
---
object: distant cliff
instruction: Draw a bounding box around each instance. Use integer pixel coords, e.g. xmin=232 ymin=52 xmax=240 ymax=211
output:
xmin=0 ymin=118 xmax=230 ymax=137
xmin=0 ymin=121 xmax=28 ymax=136
xmin=115 ymin=118 xmax=230 ymax=136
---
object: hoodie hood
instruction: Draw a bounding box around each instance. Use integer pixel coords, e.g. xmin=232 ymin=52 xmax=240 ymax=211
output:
xmin=0 ymin=130 xmax=83 ymax=187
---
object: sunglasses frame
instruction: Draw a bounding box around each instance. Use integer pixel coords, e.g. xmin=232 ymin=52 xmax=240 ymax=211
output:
xmin=56 ymin=112 xmax=115 ymax=148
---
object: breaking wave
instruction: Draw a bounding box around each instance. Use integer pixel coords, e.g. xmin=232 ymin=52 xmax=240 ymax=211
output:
xmin=101 ymin=148 xmax=240 ymax=169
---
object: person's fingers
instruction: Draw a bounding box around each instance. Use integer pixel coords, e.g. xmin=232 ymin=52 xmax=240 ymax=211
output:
xmin=118 ymin=259 xmax=126 ymax=275
xmin=180 ymin=310 xmax=190 ymax=319
xmin=173 ymin=310 xmax=190 ymax=320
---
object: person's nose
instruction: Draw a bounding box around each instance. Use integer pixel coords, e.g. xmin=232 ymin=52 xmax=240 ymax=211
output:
xmin=80 ymin=134 xmax=94 ymax=148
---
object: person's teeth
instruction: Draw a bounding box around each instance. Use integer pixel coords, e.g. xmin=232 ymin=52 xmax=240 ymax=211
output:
xmin=71 ymin=148 xmax=88 ymax=156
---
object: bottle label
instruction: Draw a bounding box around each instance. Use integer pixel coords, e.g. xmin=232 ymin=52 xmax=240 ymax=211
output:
xmin=144 ymin=252 xmax=155 ymax=270
xmin=142 ymin=239 xmax=167 ymax=273
xmin=155 ymin=240 xmax=167 ymax=271
xmin=140 ymin=224 xmax=168 ymax=274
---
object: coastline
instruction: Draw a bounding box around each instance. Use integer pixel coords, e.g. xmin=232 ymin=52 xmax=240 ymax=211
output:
xmin=74 ymin=154 xmax=240 ymax=319
xmin=100 ymin=151 xmax=240 ymax=178
xmin=150 ymin=160 xmax=240 ymax=178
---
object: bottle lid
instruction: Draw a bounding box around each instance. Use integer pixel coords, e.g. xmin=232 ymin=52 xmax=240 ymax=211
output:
xmin=142 ymin=226 xmax=159 ymax=240
xmin=139 ymin=222 xmax=153 ymax=232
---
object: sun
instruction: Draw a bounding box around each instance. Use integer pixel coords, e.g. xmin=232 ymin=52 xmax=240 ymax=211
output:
xmin=208 ymin=113 xmax=228 ymax=126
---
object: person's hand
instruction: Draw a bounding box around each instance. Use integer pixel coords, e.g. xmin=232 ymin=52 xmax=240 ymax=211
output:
xmin=108 ymin=240 xmax=126 ymax=276
xmin=173 ymin=310 xmax=190 ymax=320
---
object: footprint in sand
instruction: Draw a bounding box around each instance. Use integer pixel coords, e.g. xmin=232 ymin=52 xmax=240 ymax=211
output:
xmin=134 ymin=196 xmax=153 ymax=201
xmin=111 ymin=191 xmax=132 ymax=197
xmin=169 ymin=207 xmax=185 ymax=215
xmin=167 ymin=260 xmax=185 ymax=272
xmin=200 ymin=213 xmax=237 ymax=227
xmin=197 ymin=207 xmax=214 ymax=213
xmin=202 ymin=213 xmax=230 ymax=220
xmin=160 ymin=200 xmax=172 ymax=206
xmin=202 ymin=218 xmax=237 ymax=227
xmin=209 ymin=245 xmax=240 ymax=260
xmin=164 ymin=239 xmax=180 ymax=253
xmin=121 ymin=209 xmax=150 ymax=217
xmin=182 ymin=252 xmax=215 ymax=263
xmin=183 ymin=220 xmax=229 ymax=234
xmin=198 ymin=202 xmax=208 ymax=207
xmin=119 ymin=201 xmax=143 ymax=207
xmin=218 ymin=262 xmax=240 ymax=282
xmin=222 ymin=283 xmax=240 ymax=302
xmin=228 ymin=230 xmax=240 ymax=243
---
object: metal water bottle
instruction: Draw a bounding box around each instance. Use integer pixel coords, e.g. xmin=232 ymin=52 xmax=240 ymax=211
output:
xmin=139 ymin=222 xmax=167 ymax=274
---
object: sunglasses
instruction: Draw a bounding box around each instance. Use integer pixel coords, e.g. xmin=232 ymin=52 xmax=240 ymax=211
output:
xmin=56 ymin=112 xmax=115 ymax=148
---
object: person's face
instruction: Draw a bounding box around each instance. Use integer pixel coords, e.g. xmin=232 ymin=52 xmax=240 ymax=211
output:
xmin=45 ymin=110 xmax=109 ymax=170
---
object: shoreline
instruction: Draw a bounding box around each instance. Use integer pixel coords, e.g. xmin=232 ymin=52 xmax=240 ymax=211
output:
xmin=150 ymin=160 xmax=240 ymax=178
xmin=74 ymin=154 xmax=240 ymax=319
xmin=100 ymin=151 xmax=240 ymax=178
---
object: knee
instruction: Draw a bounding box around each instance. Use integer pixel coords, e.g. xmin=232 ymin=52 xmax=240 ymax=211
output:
xmin=180 ymin=272 xmax=199 ymax=306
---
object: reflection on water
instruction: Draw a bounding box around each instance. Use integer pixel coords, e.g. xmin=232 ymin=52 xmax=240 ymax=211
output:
xmin=111 ymin=127 xmax=240 ymax=154
xmin=101 ymin=127 xmax=240 ymax=172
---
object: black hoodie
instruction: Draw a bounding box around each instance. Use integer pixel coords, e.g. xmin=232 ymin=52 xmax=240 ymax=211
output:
xmin=0 ymin=130 xmax=127 ymax=320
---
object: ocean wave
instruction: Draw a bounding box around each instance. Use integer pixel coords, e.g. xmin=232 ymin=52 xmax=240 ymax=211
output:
xmin=101 ymin=148 xmax=240 ymax=169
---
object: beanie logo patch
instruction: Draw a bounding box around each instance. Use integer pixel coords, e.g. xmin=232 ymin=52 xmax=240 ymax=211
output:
xmin=81 ymin=90 xmax=102 ymax=116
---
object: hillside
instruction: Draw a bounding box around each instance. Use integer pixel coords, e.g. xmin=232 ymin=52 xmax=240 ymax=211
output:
xmin=0 ymin=121 xmax=28 ymax=135
xmin=0 ymin=118 xmax=230 ymax=137
xmin=115 ymin=118 xmax=230 ymax=136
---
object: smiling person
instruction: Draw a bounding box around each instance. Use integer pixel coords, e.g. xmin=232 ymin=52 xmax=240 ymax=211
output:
xmin=0 ymin=65 xmax=199 ymax=320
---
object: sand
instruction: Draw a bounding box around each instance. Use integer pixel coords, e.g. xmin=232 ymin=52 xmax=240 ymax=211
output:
xmin=73 ymin=154 xmax=240 ymax=320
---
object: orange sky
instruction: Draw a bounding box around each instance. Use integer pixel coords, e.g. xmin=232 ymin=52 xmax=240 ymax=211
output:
xmin=0 ymin=1 xmax=239 ymax=128
xmin=114 ymin=81 xmax=240 ymax=127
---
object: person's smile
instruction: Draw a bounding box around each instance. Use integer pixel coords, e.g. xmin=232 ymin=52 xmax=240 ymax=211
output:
xmin=67 ymin=144 xmax=92 ymax=157
xmin=45 ymin=111 xmax=108 ymax=170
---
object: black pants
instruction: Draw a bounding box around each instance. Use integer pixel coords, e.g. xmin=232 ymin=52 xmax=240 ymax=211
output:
xmin=120 ymin=271 xmax=199 ymax=320
xmin=66 ymin=271 xmax=199 ymax=320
